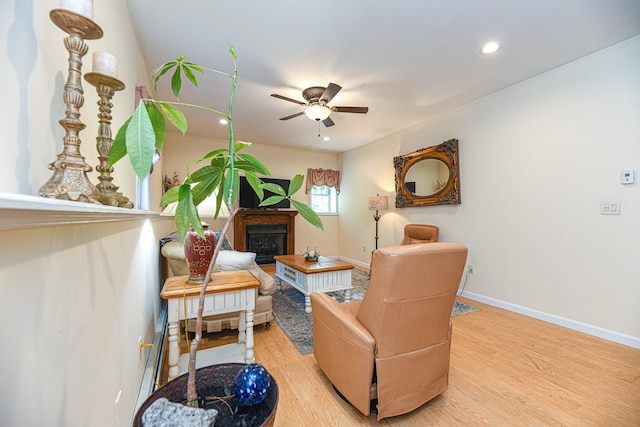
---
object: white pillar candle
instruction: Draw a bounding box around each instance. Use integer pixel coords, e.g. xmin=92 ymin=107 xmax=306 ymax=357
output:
xmin=92 ymin=51 xmax=118 ymax=78
xmin=61 ymin=0 xmax=93 ymax=20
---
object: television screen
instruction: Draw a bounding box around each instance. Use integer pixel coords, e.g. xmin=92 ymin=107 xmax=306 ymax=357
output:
xmin=239 ymin=176 xmax=291 ymax=209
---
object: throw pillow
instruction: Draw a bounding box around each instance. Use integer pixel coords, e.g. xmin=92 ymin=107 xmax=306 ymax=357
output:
xmin=213 ymin=231 xmax=233 ymax=251
xmin=252 ymin=268 xmax=276 ymax=295
xmin=216 ymin=250 xmax=257 ymax=271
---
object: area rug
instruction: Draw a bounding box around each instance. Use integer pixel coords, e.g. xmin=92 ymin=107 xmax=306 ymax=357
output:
xmin=271 ymin=268 xmax=480 ymax=356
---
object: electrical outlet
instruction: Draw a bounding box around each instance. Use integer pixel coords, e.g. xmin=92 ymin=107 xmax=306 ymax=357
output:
xmin=362 ymin=245 xmax=366 ymax=252
xmin=467 ymin=264 xmax=475 ymax=274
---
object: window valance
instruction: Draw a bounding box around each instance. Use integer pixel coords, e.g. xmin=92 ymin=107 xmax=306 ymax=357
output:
xmin=306 ymin=168 xmax=340 ymax=194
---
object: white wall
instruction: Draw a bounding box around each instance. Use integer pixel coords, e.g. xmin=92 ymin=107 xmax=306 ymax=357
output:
xmin=162 ymin=134 xmax=341 ymax=255
xmin=0 ymin=1 xmax=172 ymax=425
xmin=339 ymin=36 xmax=640 ymax=341
xmin=2 ymin=3 xmax=637 ymax=425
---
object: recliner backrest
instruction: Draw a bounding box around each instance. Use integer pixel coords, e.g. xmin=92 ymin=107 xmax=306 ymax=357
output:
xmin=356 ymin=242 xmax=467 ymax=358
xmin=400 ymin=224 xmax=439 ymax=245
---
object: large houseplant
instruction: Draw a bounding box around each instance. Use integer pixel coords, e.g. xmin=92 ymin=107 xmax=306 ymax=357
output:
xmin=110 ymin=47 xmax=323 ymax=411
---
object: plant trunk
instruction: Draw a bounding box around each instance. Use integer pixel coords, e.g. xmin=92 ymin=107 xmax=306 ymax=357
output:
xmin=186 ymin=206 xmax=238 ymax=406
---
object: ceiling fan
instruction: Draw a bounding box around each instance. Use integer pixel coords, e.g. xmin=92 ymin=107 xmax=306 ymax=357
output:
xmin=271 ymin=83 xmax=368 ymax=127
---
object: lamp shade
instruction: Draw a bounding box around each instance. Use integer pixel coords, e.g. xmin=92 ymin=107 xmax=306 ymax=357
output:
xmin=304 ymin=104 xmax=332 ymax=121
xmin=161 ymin=189 xmax=230 ymax=218
xmin=368 ymin=195 xmax=389 ymax=211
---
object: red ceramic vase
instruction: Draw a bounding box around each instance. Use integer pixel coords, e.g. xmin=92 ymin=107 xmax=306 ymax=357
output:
xmin=183 ymin=224 xmax=216 ymax=284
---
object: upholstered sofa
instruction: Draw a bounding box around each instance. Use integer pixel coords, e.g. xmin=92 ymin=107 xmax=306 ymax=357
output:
xmin=161 ymin=239 xmax=276 ymax=333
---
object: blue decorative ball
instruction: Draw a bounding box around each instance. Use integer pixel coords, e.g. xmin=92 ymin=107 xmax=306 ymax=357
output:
xmin=233 ymin=363 xmax=271 ymax=407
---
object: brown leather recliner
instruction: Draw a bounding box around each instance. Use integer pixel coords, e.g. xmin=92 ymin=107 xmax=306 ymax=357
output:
xmin=311 ymin=242 xmax=468 ymax=420
xmin=400 ymin=224 xmax=439 ymax=245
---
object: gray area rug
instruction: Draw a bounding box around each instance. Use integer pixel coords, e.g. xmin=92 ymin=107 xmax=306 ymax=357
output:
xmin=272 ymin=268 xmax=480 ymax=356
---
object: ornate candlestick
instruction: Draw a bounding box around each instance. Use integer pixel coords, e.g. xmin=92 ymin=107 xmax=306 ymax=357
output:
xmin=84 ymin=69 xmax=134 ymax=208
xmin=38 ymin=8 xmax=103 ymax=203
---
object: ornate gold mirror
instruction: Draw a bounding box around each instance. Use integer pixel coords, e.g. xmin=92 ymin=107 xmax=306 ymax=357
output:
xmin=394 ymin=139 xmax=461 ymax=207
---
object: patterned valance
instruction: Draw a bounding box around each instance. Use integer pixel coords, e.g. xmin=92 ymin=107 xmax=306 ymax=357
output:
xmin=305 ymin=168 xmax=340 ymax=194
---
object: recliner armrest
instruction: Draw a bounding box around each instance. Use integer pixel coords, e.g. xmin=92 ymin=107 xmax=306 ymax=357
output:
xmin=311 ymin=292 xmax=376 ymax=416
xmin=311 ymin=293 xmax=374 ymax=351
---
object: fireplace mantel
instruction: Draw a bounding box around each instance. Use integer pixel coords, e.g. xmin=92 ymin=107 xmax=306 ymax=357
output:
xmin=233 ymin=210 xmax=298 ymax=257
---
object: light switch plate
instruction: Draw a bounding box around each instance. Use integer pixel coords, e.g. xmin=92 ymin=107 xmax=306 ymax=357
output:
xmin=600 ymin=201 xmax=621 ymax=215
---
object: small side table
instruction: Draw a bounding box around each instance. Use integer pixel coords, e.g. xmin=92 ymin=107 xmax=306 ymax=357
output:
xmin=161 ymin=271 xmax=261 ymax=381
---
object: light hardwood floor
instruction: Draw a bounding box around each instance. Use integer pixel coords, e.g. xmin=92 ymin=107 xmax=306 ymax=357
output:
xmin=159 ymin=278 xmax=640 ymax=425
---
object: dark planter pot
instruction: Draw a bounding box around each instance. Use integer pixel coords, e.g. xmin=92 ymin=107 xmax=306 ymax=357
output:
xmin=133 ymin=363 xmax=278 ymax=427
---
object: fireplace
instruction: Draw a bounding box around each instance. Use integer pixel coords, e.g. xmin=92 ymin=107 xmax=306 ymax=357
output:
xmin=246 ymin=224 xmax=288 ymax=264
xmin=234 ymin=210 xmax=298 ymax=264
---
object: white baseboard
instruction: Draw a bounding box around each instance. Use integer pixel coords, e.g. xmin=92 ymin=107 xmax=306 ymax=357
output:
xmin=460 ymin=291 xmax=640 ymax=350
xmin=337 ymin=255 xmax=370 ymax=270
xmin=134 ymin=304 xmax=168 ymax=414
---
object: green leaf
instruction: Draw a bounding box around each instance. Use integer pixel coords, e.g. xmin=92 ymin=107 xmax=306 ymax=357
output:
xmin=234 ymin=140 xmax=252 ymax=152
xmin=244 ymin=173 xmax=263 ymax=200
xmin=160 ymin=185 xmax=180 ymax=208
xmin=147 ymin=103 xmax=166 ymax=151
xmin=198 ymin=148 xmax=228 ymax=162
xmin=109 ymin=117 xmax=131 ymax=166
xmin=170 ymin=66 xmax=182 ymax=97
xmin=191 ymin=174 xmax=222 ymax=206
xmin=229 ymin=46 xmax=237 ymax=58
xmin=152 ymin=61 xmax=177 ymax=92
xmin=154 ymin=101 xmax=187 ymax=135
xmin=288 ymin=174 xmax=304 ymax=197
xmin=175 ymin=185 xmax=203 ymax=241
xmin=260 ymin=195 xmax=286 ymax=206
xmin=291 ymin=199 xmax=324 ymax=230
xmin=260 ymin=182 xmax=286 ymax=196
xmin=125 ymin=100 xmax=155 ymax=180
xmin=181 ymin=63 xmax=199 ymax=88
xmin=214 ymin=181 xmax=225 ymax=217
xmin=235 ymin=154 xmax=271 ymax=175
xmin=191 ymin=165 xmax=223 ymax=184
xmin=181 ymin=61 xmax=204 ymax=73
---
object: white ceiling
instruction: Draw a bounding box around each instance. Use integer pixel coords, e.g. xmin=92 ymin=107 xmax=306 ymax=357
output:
xmin=127 ymin=0 xmax=640 ymax=153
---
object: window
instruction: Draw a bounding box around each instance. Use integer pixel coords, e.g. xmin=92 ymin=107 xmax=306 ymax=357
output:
xmin=309 ymin=185 xmax=338 ymax=214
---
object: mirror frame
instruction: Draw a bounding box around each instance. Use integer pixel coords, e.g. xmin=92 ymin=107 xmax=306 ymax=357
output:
xmin=393 ymin=138 xmax=461 ymax=207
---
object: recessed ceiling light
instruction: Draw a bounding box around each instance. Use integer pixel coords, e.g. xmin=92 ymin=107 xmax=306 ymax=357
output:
xmin=322 ymin=136 xmax=330 ymax=142
xmin=480 ymin=41 xmax=501 ymax=55
xmin=218 ymin=118 xmax=228 ymax=125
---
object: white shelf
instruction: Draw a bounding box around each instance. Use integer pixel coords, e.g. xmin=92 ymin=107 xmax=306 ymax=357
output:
xmin=0 ymin=192 xmax=160 ymax=231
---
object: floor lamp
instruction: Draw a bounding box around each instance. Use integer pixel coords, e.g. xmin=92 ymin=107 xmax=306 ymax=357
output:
xmin=368 ymin=194 xmax=389 ymax=250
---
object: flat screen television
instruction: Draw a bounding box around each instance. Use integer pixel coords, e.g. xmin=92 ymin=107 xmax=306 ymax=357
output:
xmin=239 ymin=176 xmax=291 ymax=209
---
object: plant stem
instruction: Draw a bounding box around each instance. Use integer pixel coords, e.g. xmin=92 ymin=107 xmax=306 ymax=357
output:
xmin=185 ymin=48 xmax=242 ymax=407
xmin=186 ymin=205 xmax=239 ymax=406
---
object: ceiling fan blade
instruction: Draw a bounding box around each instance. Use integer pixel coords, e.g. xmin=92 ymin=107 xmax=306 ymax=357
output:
xmin=279 ymin=112 xmax=305 ymax=121
xmin=322 ymin=116 xmax=335 ymax=127
xmin=271 ymin=93 xmax=306 ymax=106
xmin=332 ymin=106 xmax=369 ymax=114
xmin=320 ymin=83 xmax=342 ymax=103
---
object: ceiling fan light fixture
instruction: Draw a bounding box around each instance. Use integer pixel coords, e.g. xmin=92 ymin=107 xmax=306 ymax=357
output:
xmin=304 ymin=104 xmax=332 ymax=121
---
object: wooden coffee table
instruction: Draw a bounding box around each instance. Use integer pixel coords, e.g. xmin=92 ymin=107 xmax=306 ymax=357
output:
xmin=273 ymin=255 xmax=354 ymax=313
